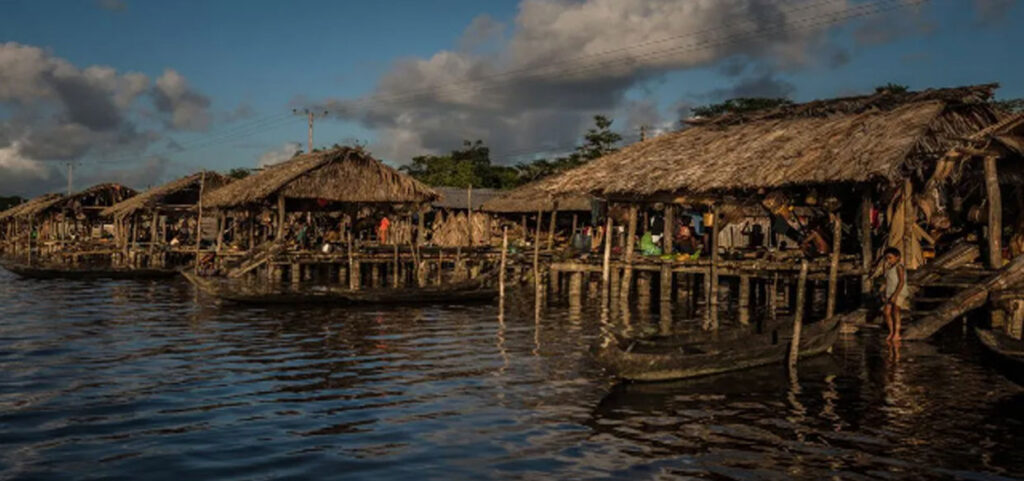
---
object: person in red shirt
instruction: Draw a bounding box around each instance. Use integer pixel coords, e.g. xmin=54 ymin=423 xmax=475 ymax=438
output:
xmin=378 ymin=216 xmax=390 ymax=244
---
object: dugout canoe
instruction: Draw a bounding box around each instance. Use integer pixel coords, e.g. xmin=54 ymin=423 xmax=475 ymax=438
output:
xmin=975 ymin=327 xmax=1024 ymax=385
xmin=0 ymin=258 xmax=179 ymax=280
xmin=594 ymin=313 xmax=847 ymax=382
xmin=183 ymin=270 xmax=498 ymax=306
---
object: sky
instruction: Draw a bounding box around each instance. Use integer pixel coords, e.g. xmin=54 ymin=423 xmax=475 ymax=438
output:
xmin=0 ymin=0 xmax=1022 ymax=197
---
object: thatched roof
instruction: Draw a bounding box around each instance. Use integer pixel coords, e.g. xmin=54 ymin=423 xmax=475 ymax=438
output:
xmin=203 ymin=147 xmax=438 ymax=209
xmin=0 ymin=193 xmax=63 ymax=221
xmin=546 ymin=84 xmax=1003 ymax=199
xmin=101 ymin=171 xmax=230 ymax=218
xmin=479 ymin=177 xmax=593 ymax=213
xmin=432 ymin=186 xmax=501 ymax=210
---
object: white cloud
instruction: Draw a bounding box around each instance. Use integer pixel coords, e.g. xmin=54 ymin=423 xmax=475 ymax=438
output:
xmin=257 ymin=142 xmax=302 ymax=168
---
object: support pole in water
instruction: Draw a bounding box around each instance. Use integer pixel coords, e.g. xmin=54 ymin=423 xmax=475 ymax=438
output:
xmin=788 ymin=259 xmax=809 ymax=371
xmin=534 ymin=208 xmax=543 ymax=299
xmin=194 ymin=171 xmax=205 ymax=275
xmin=499 ymin=227 xmax=508 ymax=302
xmin=620 ymin=204 xmax=638 ymax=304
xmin=827 ymin=212 xmax=842 ymax=319
xmin=602 ymin=214 xmax=613 ymax=307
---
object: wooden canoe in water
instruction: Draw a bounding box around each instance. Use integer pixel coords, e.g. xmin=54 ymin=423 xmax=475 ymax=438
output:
xmin=594 ymin=314 xmax=845 ymax=382
xmin=0 ymin=258 xmax=179 ymax=280
xmin=975 ymin=328 xmax=1024 ymax=385
xmin=183 ymin=270 xmax=498 ymax=306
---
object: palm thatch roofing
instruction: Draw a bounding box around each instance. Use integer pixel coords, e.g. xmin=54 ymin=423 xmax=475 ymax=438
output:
xmin=202 ymin=147 xmax=438 ymax=209
xmin=432 ymin=186 xmax=501 ymax=210
xmin=545 ymin=84 xmax=1003 ymax=199
xmin=479 ymin=177 xmax=593 ymax=213
xmin=101 ymin=171 xmax=231 ymax=218
xmin=15 ymin=183 xmax=137 ymax=218
xmin=0 ymin=193 xmax=64 ymax=221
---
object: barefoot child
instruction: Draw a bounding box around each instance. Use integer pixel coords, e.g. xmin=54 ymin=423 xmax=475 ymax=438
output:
xmin=881 ymin=247 xmax=908 ymax=341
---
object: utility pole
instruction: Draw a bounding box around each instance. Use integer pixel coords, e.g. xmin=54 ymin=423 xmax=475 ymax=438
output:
xmin=293 ymin=109 xmax=329 ymax=153
xmin=640 ymin=125 xmax=649 ymax=142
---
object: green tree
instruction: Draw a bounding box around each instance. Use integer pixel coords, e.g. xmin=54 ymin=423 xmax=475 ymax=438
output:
xmin=226 ymin=167 xmax=251 ymax=179
xmin=0 ymin=195 xmax=25 ymax=211
xmin=993 ymin=98 xmax=1024 ymax=113
xmin=691 ymin=97 xmax=794 ymax=118
xmin=875 ymin=83 xmax=909 ymax=94
xmin=574 ymin=115 xmax=623 ymax=162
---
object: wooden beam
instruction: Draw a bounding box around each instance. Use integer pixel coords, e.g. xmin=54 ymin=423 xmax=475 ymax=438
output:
xmin=570 ymin=213 xmax=578 ymax=248
xmin=985 ymin=155 xmax=1003 ymax=269
xmin=547 ymin=207 xmax=558 ymax=251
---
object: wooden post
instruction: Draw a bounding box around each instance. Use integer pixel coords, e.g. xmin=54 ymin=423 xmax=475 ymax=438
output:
xmin=193 ymin=171 xmax=205 ymax=274
xmin=215 ymin=211 xmax=225 ymax=254
xmin=788 ymin=260 xmax=809 ymax=370
xmin=663 ymin=204 xmax=674 ymax=254
xmin=26 ymin=217 xmax=33 ymax=265
xmin=547 ymin=207 xmax=557 ymax=251
xmin=769 ymin=273 xmax=778 ymax=321
xmin=902 ymin=178 xmax=913 ymax=270
xmin=620 ymin=204 xmax=638 ymax=304
xmin=860 ymin=192 xmax=873 ymax=296
xmin=602 ymin=214 xmax=613 ymax=305
xmin=393 ymin=243 xmax=400 ymax=288
xmin=347 ymin=229 xmax=357 ymax=290
xmin=276 ymin=193 xmax=286 ymax=241
xmin=984 ymin=155 xmax=1003 ymax=269
xmin=534 ymin=208 xmax=542 ymax=297
xmin=570 ymin=213 xmax=578 ymax=247
xmin=707 ymin=204 xmax=721 ymax=330
xmin=827 ymin=212 xmax=842 ymax=318
xmin=521 ymin=214 xmax=527 ymax=241
xmin=149 ymin=208 xmax=159 ymax=259
xmin=417 ymin=207 xmax=426 ymax=246
xmin=291 ymin=263 xmax=301 ymax=285
xmin=499 ymin=227 xmax=508 ymax=302
xmin=467 ymin=185 xmax=474 ymax=246
xmin=739 ymin=275 xmax=751 ymax=325
xmin=248 ymin=209 xmax=256 ymax=250
xmin=660 ymin=263 xmax=673 ymax=306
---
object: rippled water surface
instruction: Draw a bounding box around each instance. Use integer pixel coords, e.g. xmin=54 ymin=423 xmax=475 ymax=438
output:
xmin=1 ymin=269 xmax=1022 ymax=480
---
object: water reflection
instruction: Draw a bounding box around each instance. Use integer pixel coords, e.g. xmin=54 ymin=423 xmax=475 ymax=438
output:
xmin=0 ymin=270 xmax=1021 ymax=480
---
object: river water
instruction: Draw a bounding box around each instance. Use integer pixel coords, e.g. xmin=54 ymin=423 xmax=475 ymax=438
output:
xmin=1 ymin=269 xmax=1022 ymax=480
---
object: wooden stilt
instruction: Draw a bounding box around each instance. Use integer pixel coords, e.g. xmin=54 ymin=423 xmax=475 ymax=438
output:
xmin=984 ymin=155 xmax=1003 ymax=269
xmin=521 ymin=214 xmax=527 ymax=241
xmin=860 ymin=192 xmax=873 ymax=296
xmin=570 ymin=213 xmax=578 ymax=247
xmin=534 ymin=208 xmax=543 ymax=298
xmin=739 ymin=274 xmax=751 ymax=325
xmin=547 ymin=207 xmax=557 ymax=251
xmin=620 ymin=204 xmax=638 ymax=304
xmin=707 ymin=204 xmax=721 ymax=330
xmin=393 ymin=243 xmax=400 ymax=288
xmin=827 ymin=212 xmax=842 ymax=318
xmin=663 ymin=204 xmax=674 ymax=254
xmin=499 ymin=227 xmax=508 ymax=302
xmin=602 ymin=215 xmax=613 ymax=304
xmin=347 ymin=229 xmax=357 ymax=290
xmin=902 ymin=178 xmax=913 ymax=270
xmin=215 ymin=211 xmax=225 ymax=254
xmin=291 ymin=263 xmax=301 ymax=285
xmin=788 ymin=260 xmax=809 ymax=370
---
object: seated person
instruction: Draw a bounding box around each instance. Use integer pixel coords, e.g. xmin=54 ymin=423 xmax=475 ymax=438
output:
xmin=673 ymin=218 xmax=699 ymax=254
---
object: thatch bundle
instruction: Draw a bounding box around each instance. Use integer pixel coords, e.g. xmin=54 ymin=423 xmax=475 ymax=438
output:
xmin=546 ymin=85 xmax=1002 ymax=198
xmin=102 ymin=171 xmax=231 ymax=219
xmin=34 ymin=183 xmax=137 ymax=217
xmin=431 ymin=211 xmax=491 ymax=246
xmin=479 ymin=177 xmax=592 ymax=213
xmin=203 ymin=147 xmax=438 ymax=209
xmin=0 ymin=193 xmax=64 ymax=221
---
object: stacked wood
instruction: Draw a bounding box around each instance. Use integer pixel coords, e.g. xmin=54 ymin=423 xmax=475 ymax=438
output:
xmin=431 ymin=211 xmax=490 ymax=247
xmin=904 ymin=254 xmax=1024 ymax=340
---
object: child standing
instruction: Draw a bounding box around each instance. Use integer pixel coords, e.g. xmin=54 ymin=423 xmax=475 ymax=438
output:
xmin=881 ymin=247 xmax=909 ymax=341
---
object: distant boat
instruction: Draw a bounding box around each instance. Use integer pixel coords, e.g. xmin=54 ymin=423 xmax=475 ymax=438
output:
xmin=0 ymin=257 xmax=178 ymax=280
xmin=975 ymin=328 xmax=1024 ymax=385
xmin=593 ymin=313 xmax=848 ymax=382
xmin=182 ymin=269 xmax=498 ymax=306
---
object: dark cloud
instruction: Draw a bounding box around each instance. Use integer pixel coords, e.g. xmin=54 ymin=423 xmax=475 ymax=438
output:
xmin=322 ymin=0 xmax=895 ymax=164
xmin=0 ymin=43 xmax=210 ymax=196
xmin=973 ymin=0 xmax=1017 ymax=26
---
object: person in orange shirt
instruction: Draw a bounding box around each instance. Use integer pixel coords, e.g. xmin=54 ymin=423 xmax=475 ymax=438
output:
xmin=378 ymin=216 xmax=390 ymax=244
